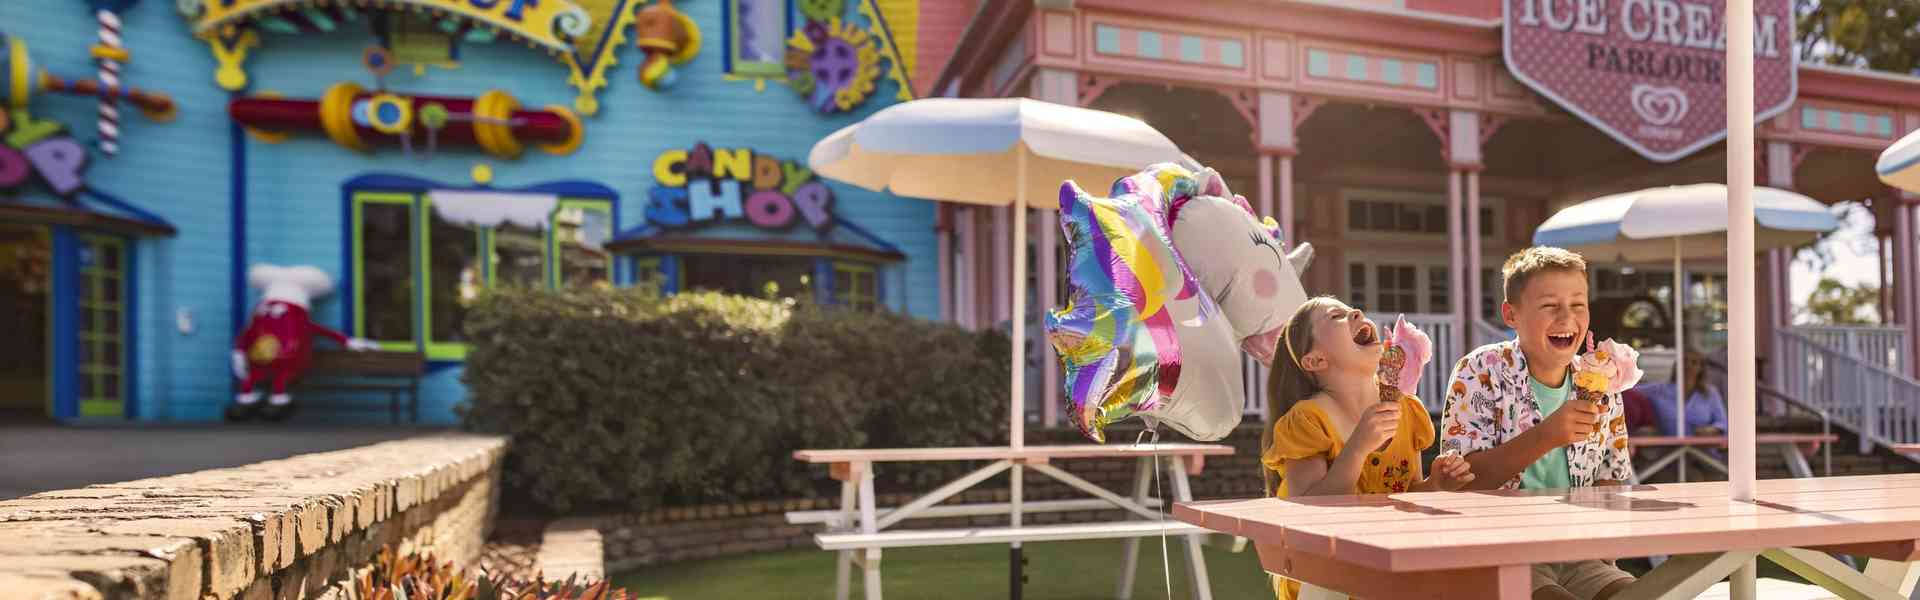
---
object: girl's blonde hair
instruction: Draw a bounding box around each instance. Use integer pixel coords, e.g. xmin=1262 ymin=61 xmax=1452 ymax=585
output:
xmin=1261 ymin=296 xmax=1342 ymax=496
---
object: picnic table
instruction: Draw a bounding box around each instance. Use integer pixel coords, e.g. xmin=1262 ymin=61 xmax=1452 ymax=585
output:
xmin=1176 ymin=473 xmax=1920 ymax=599
xmin=789 ymin=443 xmax=1234 ymax=600
xmin=1630 ymin=433 xmax=1838 ymax=483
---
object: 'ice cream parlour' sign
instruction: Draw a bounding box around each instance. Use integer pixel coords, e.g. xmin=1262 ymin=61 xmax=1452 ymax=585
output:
xmin=645 ymin=142 xmax=837 ymax=233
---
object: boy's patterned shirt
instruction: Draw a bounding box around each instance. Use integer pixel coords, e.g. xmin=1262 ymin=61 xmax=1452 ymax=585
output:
xmin=1441 ymin=340 xmax=1632 ymax=489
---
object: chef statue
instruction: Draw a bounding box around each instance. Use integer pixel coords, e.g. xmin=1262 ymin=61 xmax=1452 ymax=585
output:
xmin=228 ymin=264 xmax=377 ymax=422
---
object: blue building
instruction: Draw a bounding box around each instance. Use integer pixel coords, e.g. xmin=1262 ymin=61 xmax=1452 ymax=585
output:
xmin=0 ymin=0 xmax=969 ymax=424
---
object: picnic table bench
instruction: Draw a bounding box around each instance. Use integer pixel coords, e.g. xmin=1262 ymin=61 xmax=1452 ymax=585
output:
xmin=1176 ymin=474 xmax=1920 ymax=599
xmin=789 ymin=443 xmax=1234 ymax=600
xmin=1630 ymin=433 xmax=1838 ymax=483
xmin=297 ymin=349 xmax=424 ymax=424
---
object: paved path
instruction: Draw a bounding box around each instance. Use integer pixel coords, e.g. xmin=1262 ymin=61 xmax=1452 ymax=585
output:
xmin=0 ymin=423 xmax=441 ymax=499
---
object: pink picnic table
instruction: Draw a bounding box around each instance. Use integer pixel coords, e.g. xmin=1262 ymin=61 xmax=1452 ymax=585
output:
xmin=1176 ymin=473 xmax=1920 ymax=599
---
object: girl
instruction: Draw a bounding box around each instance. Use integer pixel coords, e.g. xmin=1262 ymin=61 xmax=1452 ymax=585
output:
xmin=1262 ymin=297 xmax=1476 ymax=600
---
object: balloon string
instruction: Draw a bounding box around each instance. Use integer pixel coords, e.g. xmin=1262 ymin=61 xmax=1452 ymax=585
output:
xmin=1134 ymin=428 xmax=1173 ymax=600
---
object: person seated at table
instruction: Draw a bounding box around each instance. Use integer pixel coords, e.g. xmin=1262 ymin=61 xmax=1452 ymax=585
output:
xmin=1621 ymin=387 xmax=1659 ymax=435
xmin=1261 ymin=296 xmax=1477 ymax=600
xmin=1442 ymin=247 xmax=1636 ymax=600
xmin=1633 ymin=351 xmax=1729 ymax=438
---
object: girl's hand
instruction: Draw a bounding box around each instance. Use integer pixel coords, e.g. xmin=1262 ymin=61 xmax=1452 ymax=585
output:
xmin=1347 ymin=401 xmax=1400 ymax=454
xmin=1426 ymin=452 xmax=1476 ymax=491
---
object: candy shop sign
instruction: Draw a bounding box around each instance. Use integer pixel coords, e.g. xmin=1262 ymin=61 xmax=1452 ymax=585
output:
xmin=1504 ymin=0 xmax=1796 ymax=162
xmin=184 ymin=0 xmax=591 ymax=54
xmin=646 ymin=143 xmax=836 ymax=232
xmin=0 ymin=110 xmax=88 ymax=198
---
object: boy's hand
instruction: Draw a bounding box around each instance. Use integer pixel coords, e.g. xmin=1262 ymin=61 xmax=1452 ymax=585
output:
xmin=1427 ymin=452 xmax=1476 ymax=490
xmin=1540 ymin=397 xmax=1602 ymax=445
xmin=1347 ymin=401 xmax=1400 ymax=454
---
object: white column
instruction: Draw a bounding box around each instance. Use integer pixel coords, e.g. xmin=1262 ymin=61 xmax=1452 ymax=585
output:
xmin=1258 ymin=153 xmax=1275 ymax=220
xmin=938 ymin=206 xmax=952 ymax=323
xmin=1030 ymin=67 xmax=1077 ymax=429
xmin=957 ymin=207 xmax=977 ymax=330
xmin=1279 ymin=155 xmax=1296 ymax=245
xmin=994 ymin=205 xmax=1011 ymax=326
xmin=1038 ymin=209 xmax=1059 ymax=427
xmin=1765 ymin=141 xmax=1795 ymax=356
xmin=1726 ymin=0 xmax=1757 ymax=503
xmin=1467 ymin=171 xmax=1484 ymax=333
xmin=1448 ymin=170 xmax=1466 ymax=353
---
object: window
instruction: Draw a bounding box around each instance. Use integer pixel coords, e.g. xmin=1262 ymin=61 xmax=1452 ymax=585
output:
xmin=833 ymin=262 xmax=878 ymax=311
xmin=1374 ymin=265 xmax=1418 ymax=313
xmin=728 ymin=0 xmax=790 ymax=77
xmin=1481 ymin=268 xmax=1500 ymax=321
xmin=1346 ymin=196 xmax=1499 ymax=238
xmin=77 ymin=235 xmax=125 ymax=418
xmin=683 ymin=254 xmax=814 ymax=300
xmin=1347 ymin=264 xmax=1368 ymax=311
xmin=351 ymin=190 xmax=614 ymax=360
xmin=1427 ymin=266 xmax=1451 ymax=314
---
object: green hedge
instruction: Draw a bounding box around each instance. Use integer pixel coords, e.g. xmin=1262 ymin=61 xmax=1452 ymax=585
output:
xmin=460 ymin=287 xmax=1010 ymax=513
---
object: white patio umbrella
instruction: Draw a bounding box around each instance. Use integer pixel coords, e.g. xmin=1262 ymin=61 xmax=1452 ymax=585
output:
xmin=1535 ymin=184 xmax=1838 ymax=454
xmin=808 ymin=97 xmax=1185 ymax=449
xmin=1878 ymin=127 xmax=1920 ymax=193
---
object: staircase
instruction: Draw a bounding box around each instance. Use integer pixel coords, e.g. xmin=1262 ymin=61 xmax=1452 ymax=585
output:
xmin=1775 ymin=330 xmax=1920 ymax=454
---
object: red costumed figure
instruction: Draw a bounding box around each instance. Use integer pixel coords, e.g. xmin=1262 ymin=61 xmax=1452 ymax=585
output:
xmin=228 ymin=264 xmax=375 ymax=422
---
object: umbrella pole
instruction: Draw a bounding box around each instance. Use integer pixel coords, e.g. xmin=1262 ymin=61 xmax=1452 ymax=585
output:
xmin=1728 ymin=0 xmax=1757 ymax=504
xmin=1675 ymin=239 xmax=1687 ymax=445
xmin=1012 ymin=149 xmax=1028 ymax=451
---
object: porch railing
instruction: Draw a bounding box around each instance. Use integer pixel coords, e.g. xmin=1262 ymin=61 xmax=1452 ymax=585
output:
xmin=1786 ymin=325 xmax=1906 ymax=375
xmin=1473 ymin=319 xmax=1511 ymax=349
xmin=1775 ymin=329 xmax=1920 ymax=452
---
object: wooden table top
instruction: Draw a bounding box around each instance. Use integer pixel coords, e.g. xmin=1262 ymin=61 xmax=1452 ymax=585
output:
xmin=794 ymin=444 xmax=1235 ymax=463
xmin=1175 ymin=474 xmax=1920 ymax=573
xmin=1628 ymin=433 xmax=1838 ymax=447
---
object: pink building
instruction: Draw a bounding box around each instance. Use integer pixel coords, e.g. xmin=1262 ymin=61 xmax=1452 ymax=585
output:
xmin=928 ymin=0 xmax=1920 ymax=433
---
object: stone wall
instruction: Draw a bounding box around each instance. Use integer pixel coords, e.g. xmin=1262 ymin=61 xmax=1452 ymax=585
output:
xmin=0 ymin=434 xmax=507 ymax=600
xmin=598 ymin=424 xmax=1270 ymax=571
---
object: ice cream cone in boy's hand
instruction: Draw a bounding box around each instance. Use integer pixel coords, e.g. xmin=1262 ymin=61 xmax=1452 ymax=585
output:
xmin=1571 ymin=332 xmax=1643 ymax=439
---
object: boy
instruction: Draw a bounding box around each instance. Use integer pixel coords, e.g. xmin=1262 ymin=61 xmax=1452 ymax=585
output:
xmin=1442 ymin=247 xmax=1634 ymax=600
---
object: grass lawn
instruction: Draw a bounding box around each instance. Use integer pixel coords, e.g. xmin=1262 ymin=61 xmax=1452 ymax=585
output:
xmin=614 ymin=539 xmax=1271 ymax=600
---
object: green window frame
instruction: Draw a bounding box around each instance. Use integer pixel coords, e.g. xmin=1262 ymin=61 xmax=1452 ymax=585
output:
xmin=727 ymin=0 xmax=791 ymax=78
xmin=831 ymin=261 xmax=878 ymax=312
xmin=76 ymin=234 xmax=126 ymax=418
xmin=350 ymin=191 xmax=614 ymax=361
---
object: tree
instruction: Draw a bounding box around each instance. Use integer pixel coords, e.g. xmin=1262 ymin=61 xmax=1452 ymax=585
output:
xmin=1800 ymin=277 xmax=1881 ymax=325
xmin=1797 ymin=0 xmax=1920 ymax=75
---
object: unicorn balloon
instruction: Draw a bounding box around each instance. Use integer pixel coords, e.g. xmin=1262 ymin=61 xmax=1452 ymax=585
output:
xmin=1045 ymin=163 xmax=1313 ymax=443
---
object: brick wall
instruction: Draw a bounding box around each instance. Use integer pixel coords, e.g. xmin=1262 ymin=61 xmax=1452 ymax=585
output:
xmin=594 ymin=424 xmax=1272 ymax=571
xmin=0 ymin=434 xmax=507 ymax=600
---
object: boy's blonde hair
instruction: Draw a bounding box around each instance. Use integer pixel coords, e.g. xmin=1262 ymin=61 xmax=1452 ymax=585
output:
xmin=1501 ymin=246 xmax=1587 ymax=304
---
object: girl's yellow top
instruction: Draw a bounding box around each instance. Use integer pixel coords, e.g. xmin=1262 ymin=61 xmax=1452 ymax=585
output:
xmin=1260 ymin=393 xmax=1434 ymax=600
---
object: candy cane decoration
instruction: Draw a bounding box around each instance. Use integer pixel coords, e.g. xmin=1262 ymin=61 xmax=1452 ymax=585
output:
xmin=93 ymin=8 xmax=125 ymax=156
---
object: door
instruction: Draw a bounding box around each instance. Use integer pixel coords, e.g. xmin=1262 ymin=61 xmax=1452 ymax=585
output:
xmin=75 ymin=235 xmax=126 ymax=418
xmin=0 ymin=225 xmax=50 ymax=419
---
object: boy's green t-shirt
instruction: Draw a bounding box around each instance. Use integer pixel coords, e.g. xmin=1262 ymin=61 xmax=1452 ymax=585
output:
xmin=1521 ymin=374 xmax=1573 ymax=490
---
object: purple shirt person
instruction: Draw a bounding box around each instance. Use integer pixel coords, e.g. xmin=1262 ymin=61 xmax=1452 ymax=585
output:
xmin=1632 ymin=352 xmax=1729 ymax=438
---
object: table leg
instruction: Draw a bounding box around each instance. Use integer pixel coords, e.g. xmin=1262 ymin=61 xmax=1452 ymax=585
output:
xmin=1116 ymin=457 xmax=1152 ymax=600
xmin=1730 ymin=559 xmax=1756 ymax=600
xmin=1297 ymin=584 xmax=1346 ymax=600
xmin=835 ymin=475 xmax=856 ymax=600
xmin=1610 ymin=551 xmax=1758 ymax=600
xmin=859 ymin=463 xmax=882 ymax=600
xmin=1635 ymin=448 xmax=1684 ymax=484
xmin=1776 ymin=443 xmax=1815 ymax=479
xmin=1011 ymin=464 xmax=1023 ymax=600
xmin=1761 ymin=548 xmax=1905 ymax=600
xmin=1863 ymin=558 xmax=1920 ymax=595
xmin=1170 ymin=456 xmax=1213 ymax=600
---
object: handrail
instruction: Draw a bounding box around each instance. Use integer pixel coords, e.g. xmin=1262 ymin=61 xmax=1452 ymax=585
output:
xmin=1773 ymin=330 xmax=1920 ymax=453
xmin=1701 ymin=355 xmax=1833 ymax=475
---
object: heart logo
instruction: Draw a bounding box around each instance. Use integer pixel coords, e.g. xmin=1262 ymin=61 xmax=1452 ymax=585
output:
xmin=1630 ymin=84 xmax=1689 ymax=126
